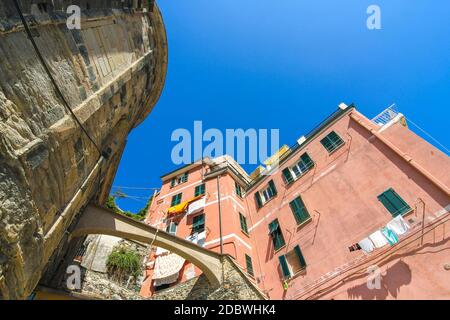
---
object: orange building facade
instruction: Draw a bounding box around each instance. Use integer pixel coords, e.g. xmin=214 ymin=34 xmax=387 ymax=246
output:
xmin=140 ymin=105 xmax=450 ymax=299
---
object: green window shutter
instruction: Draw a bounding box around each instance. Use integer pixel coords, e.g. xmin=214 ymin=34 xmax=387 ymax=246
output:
xmin=245 ymin=254 xmax=254 ymax=276
xmin=239 ymin=213 xmax=248 ymax=234
xmin=171 ymin=193 xmax=182 ymax=206
xmin=282 ymin=168 xmax=294 ymax=185
xmin=278 ymin=255 xmax=291 ymax=279
xmin=235 ymin=182 xmax=242 ymax=197
xmin=274 ymin=230 xmax=285 ymax=250
xmin=268 ymin=219 xmax=279 ymax=234
xmin=321 ymin=131 xmax=344 ymax=153
xmin=320 ymin=136 xmax=333 ymax=152
xmin=293 ymin=245 xmax=307 ymax=269
xmin=192 ymin=214 xmax=205 ymax=232
xmin=195 ymin=184 xmax=205 ymax=197
xmin=289 ymin=197 xmax=311 ymax=224
xmin=268 ymin=180 xmax=277 ymax=196
xmin=171 ymin=178 xmax=175 ymax=188
xmin=300 ymin=153 xmax=314 ymax=169
xmin=181 ymin=172 xmax=188 ymax=183
xmin=255 ymin=192 xmax=263 ymax=208
xmin=378 ymin=188 xmax=411 ymax=217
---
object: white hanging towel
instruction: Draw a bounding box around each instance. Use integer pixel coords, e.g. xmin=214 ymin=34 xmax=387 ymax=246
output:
xmin=386 ymin=215 xmax=410 ymax=236
xmin=358 ymin=238 xmax=375 ymax=253
xmin=152 ymin=253 xmax=186 ymax=286
xmin=155 ymin=247 xmax=169 ymax=256
xmin=188 ymin=197 xmax=206 ymax=215
xmin=369 ymin=230 xmax=389 ymax=248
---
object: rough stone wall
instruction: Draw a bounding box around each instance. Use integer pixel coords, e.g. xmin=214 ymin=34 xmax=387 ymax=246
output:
xmin=75 ymin=235 xmax=149 ymax=300
xmin=149 ymin=257 xmax=266 ymax=300
xmin=0 ymin=2 xmax=167 ymax=299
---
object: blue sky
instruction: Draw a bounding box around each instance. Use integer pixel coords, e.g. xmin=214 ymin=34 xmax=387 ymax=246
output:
xmin=113 ymin=0 xmax=450 ymax=212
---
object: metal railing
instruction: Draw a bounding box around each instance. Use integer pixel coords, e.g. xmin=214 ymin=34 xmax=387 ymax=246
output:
xmin=371 ymin=104 xmax=399 ymax=127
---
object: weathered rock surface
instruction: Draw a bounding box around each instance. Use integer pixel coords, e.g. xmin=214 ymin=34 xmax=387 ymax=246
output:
xmin=149 ymin=257 xmax=266 ymax=300
xmin=0 ymin=1 xmax=167 ymax=299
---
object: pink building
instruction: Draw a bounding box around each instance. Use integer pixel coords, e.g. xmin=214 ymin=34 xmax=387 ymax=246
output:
xmin=140 ymin=104 xmax=450 ymax=299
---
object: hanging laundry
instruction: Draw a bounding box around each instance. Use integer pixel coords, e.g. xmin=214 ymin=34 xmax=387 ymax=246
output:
xmin=188 ymin=197 xmax=206 ymax=215
xmin=358 ymin=238 xmax=375 ymax=253
xmin=386 ymin=215 xmax=410 ymax=236
xmin=152 ymin=253 xmax=186 ymax=286
xmin=348 ymin=243 xmax=361 ymax=252
xmin=381 ymin=226 xmax=399 ymax=246
xmin=369 ymin=230 xmax=389 ymax=248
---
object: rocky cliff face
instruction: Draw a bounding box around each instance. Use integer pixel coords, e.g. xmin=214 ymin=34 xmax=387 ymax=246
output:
xmin=0 ymin=1 xmax=167 ymax=299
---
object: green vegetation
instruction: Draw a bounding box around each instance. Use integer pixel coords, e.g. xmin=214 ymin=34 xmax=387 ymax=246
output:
xmin=104 ymin=195 xmax=151 ymax=221
xmin=107 ymin=246 xmax=142 ymax=282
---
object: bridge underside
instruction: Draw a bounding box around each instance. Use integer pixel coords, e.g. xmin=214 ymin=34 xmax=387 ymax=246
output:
xmin=70 ymin=205 xmax=224 ymax=288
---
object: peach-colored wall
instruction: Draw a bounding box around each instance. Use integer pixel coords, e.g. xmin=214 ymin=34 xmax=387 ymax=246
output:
xmin=245 ymin=111 xmax=450 ymax=299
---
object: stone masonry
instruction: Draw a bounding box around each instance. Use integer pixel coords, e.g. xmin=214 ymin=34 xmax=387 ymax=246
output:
xmin=0 ymin=1 xmax=167 ymax=299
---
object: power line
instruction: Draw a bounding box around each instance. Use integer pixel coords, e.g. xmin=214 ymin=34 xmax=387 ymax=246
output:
xmin=112 ymin=186 xmax=160 ymax=190
xmin=404 ymin=116 xmax=450 ymax=155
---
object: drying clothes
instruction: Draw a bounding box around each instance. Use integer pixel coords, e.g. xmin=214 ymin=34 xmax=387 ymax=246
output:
xmin=155 ymin=247 xmax=169 ymax=256
xmin=348 ymin=243 xmax=361 ymax=252
xmin=386 ymin=215 xmax=410 ymax=236
xmin=369 ymin=230 xmax=389 ymax=248
xmin=358 ymin=238 xmax=375 ymax=253
xmin=152 ymin=253 xmax=186 ymax=286
xmin=381 ymin=226 xmax=399 ymax=246
xmin=188 ymin=197 xmax=206 ymax=215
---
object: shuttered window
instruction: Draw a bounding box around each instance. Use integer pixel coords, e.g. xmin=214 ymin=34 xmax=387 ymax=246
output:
xmin=255 ymin=192 xmax=263 ymax=209
xmin=377 ymin=188 xmax=411 ymax=217
xmin=256 ymin=180 xmax=278 ymax=207
xmin=279 ymin=255 xmax=291 ymax=279
xmin=235 ymin=182 xmax=243 ymax=198
xmin=171 ymin=193 xmax=182 ymax=206
xmin=166 ymin=222 xmax=177 ymax=235
xmin=195 ymin=183 xmax=205 ymax=197
xmin=279 ymin=245 xmax=307 ymax=280
xmin=320 ymin=131 xmax=344 ymax=153
xmin=239 ymin=213 xmax=249 ymax=234
xmin=269 ymin=219 xmax=285 ymax=251
xmin=289 ymin=196 xmax=311 ymax=225
xmin=192 ymin=214 xmax=205 ymax=233
xmin=282 ymin=168 xmax=294 ymax=185
xmin=171 ymin=172 xmax=189 ymax=187
xmin=245 ymin=254 xmax=254 ymax=276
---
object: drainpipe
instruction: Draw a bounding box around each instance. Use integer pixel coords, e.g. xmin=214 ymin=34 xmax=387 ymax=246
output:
xmin=349 ymin=112 xmax=450 ymax=197
xmin=216 ymin=175 xmax=224 ymax=255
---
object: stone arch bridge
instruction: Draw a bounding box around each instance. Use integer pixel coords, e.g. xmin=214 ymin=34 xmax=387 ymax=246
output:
xmin=70 ymin=205 xmax=223 ymax=288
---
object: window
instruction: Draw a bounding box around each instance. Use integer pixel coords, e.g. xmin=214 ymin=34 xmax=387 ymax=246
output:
xmin=289 ymin=196 xmax=311 ymax=225
xmin=377 ymin=188 xmax=412 ymax=217
xmin=282 ymin=153 xmax=314 ymax=185
xmin=195 ymin=183 xmax=206 ymax=197
xmin=279 ymin=245 xmax=307 ymax=279
xmin=171 ymin=172 xmax=188 ymax=187
xmin=166 ymin=222 xmax=177 ymax=235
xmin=171 ymin=193 xmax=182 ymax=206
xmin=255 ymin=180 xmax=277 ymax=208
xmin=268 ymin=219 xmax=285 ymax=251
xmin=239 ymin=213 xmax=249 ymax=234
xmin=320 ymin=131 xmax=344 ymax=154
xmin=235 ymin=182 xmax=243 ymax=198
xmin=192 ymin=214 xmax=205 ymax=233
xmin=245 ymin=254 xmax=254 ymax=276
